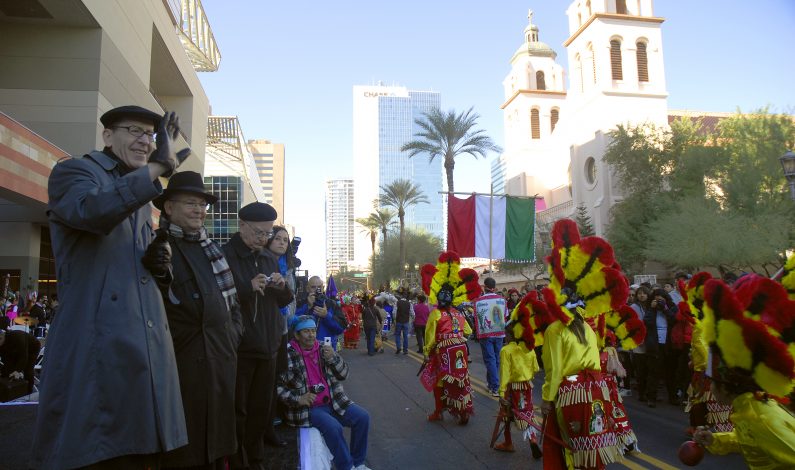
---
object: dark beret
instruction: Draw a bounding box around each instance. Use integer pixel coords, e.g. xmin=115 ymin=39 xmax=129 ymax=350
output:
xmin=100 ymin=105 xmax=162 ymax=128
xmin=239 ymin=202 xmax=277 ymax=222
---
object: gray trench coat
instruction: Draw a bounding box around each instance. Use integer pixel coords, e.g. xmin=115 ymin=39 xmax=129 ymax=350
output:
xmin=30 ymin=150 xmax=187 ymax=469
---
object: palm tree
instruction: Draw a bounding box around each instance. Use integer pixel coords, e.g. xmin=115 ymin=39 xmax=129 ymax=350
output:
xmin=401 ymin=106 xmax=502 ymax=193
xmin=379 ymin=179 xmax=429 ymax=276
xmin=370 ymin=208 xmax=396 ymax=253
xmin=355 ymin=216 xmax=380 ymax=257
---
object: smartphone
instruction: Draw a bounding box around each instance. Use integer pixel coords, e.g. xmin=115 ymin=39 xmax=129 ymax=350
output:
xmin=323 ymin=337 xmax=331 ymax=347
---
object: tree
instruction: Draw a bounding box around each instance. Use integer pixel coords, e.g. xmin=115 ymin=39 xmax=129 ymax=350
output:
xmin=604 ymin=109 xmax=795 ymax=273
xmin=575 ymin=204 xmax=595 ymax=236
xmin=401 ymin=106 xmax=502 ymax=193
xmin=355 ymin=216 xmax=380 ymax=258
xmin=372 ymin=229 xmax=443 ymax=286
xmin=379 ymin=179 xmax=429 ymax=274
xmin=370 ymin=208 xmax=397 ymax=255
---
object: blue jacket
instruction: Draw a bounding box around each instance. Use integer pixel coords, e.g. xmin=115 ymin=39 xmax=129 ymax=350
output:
xmin=294 ymin=298 xmax=345 ymax=349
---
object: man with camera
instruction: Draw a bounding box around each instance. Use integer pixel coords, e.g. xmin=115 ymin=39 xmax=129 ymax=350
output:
xmin=223 ymin=202 xmax=294 ymax=468
xmin=277 ymin=316 xmax=371 ymax=470
xmin=295 ymin=276 xmax=345 ymax=350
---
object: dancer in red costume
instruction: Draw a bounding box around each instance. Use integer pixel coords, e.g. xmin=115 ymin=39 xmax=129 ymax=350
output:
xmin=418 ymin=252 xmax=481 ymax=425
xmin=341 ymin=293 xmax=362 ymax=349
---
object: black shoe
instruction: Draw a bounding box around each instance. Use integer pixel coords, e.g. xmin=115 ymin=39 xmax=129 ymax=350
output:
xmin=395 ymin=349 xmax=401 ymax=355
xmin=403 ymin=350 xmax=408 ymax=355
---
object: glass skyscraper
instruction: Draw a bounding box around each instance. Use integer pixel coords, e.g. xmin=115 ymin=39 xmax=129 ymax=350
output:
xmin=352 ymin=84 xmax=443 ymax=270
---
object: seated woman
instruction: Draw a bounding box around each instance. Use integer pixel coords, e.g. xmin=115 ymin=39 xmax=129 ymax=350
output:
xmin=277 ymin=315 xmax=372 ymax=470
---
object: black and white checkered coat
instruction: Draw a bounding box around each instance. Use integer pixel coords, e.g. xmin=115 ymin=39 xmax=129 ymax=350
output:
xmin=277 ymin=342 xmax=352 ymax=427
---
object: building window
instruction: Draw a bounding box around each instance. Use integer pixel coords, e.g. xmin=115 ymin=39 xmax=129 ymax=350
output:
xmin=586 ymin=0 xmax=592 ymax=16
xmin=610 ymin=40 xmax=623 ymax=80
xmin=575 ymin=53 xmax=584 ymax=92
xmin=550 ymin=108 xmax=559 ymax=133
xmin=616 ymin=0 xmax=627 ymax=14
xmin=584 ymin=157 xmax=597 ymax=185
xmin=636 ymin=41 xmax=649 ymax=82
xmin=536 ymin=71 xmax=546 ymax=90
xmin=531 ymin=109 xmax=540 ymax=139
xmin=589 ymin=44 xmax=597 ymax=84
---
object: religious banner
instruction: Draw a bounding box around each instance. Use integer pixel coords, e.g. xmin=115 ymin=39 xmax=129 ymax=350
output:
xmin=473 ymin=295 xmax=507 ymax=338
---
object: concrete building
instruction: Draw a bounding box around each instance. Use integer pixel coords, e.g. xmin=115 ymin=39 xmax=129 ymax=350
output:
xmin=352 ymin=83 xmax=442 ymax=270
xmin=496 ymin=1 xmax=669 ymax=236
xmin=203 ymin=116 xmax=268 ymax=243
xmin=248 ymin=139 xmax=285 ymax=220
xmin=325 ymin=178 xmax=354 ymax=275
xmin=0 ymin=0 xmax=219 ymax=295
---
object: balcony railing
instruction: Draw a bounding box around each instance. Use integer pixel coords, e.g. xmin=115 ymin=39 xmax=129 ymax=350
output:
xmin=167 ymin=0 xmax=221 ymax=72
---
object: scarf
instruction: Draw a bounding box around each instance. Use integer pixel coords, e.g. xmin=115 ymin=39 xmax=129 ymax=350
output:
xmin=162 ymin=219 xmax=238 ymax=312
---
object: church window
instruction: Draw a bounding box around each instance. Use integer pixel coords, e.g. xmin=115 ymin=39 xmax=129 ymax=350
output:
xmin=585 ymin=157 xmax=597 ymax=185
xmin=531 ymin=109 xmax=540 ymax=139
xmin=610 ymin=40 xmax=623 ymax=80
xmin=536 ymin=71 xmax=546 ymax=90
xmin=636 ymin=41 xmax=649 ymax=81
xmin=575 ymin=53 xmax=584 ymax=92
xmin=551 ymin=108 xmax=559 ymax=133
xmin=616 ymin=0 xmax=627 ymax=14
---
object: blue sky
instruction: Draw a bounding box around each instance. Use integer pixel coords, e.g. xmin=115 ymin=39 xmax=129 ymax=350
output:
xmin=198 ymin=0 xmax=795 ymax=277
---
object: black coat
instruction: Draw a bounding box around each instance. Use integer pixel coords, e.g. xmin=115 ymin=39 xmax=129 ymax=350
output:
xmin=161 ymin=236 xmax=243 ymax=467
xmin=223 ymin=233 xmax=294 ymax=359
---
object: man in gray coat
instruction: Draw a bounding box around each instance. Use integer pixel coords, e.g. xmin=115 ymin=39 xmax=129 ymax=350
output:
xmin=31 ymin=105 xmax=190 ymax=469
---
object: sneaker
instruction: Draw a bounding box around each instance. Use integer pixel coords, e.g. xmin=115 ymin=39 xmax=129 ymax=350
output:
xmin=490 ymin=389 xmax=500 ymax=397
xmin=354 ymin=465 xmax=373 ymax=470
xmin=619 ymin=388 xmax=632 ymax=397
xmin=403 ymin=350 xmax=408 ymax=355
xmin=395 ymin=349 xmax=400 ymax=355
xmin=493 ymin=442 xmax=515 ymax=452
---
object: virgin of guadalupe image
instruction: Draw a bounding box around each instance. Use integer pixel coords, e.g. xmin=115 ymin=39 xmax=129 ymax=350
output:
xmin=455 ymin=350 xmax=465 ymax=369
xmin=589 ymin=401 xmax=606 ymax=434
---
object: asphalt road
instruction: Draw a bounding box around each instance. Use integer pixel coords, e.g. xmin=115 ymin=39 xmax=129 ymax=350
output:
xmin=341 ymin=334 xmax=748 ymax=470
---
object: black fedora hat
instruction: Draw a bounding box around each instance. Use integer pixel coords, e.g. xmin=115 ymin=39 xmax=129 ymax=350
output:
xmin=100 ymin=105 xmax=162 ymax=128
xmin=153 ymin=171 xmax=218 ymax=211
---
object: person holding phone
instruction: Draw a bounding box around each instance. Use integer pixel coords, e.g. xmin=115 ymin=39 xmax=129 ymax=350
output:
xmin=294 ymin=276 xmax=345 ymax=350
xmin=277 ymin=316 xmax=372 ymax=470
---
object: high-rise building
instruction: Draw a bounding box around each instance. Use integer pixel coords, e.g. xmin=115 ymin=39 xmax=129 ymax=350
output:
xmin=325 ymin=179 xmax=354 ymax=275
xmin=204 ymin=116 xmax=267 ymax=243
xmin=352 ymin=84 xmax=442 ymax=270
xmin=248 ymin=139 xmax=285 ymax=221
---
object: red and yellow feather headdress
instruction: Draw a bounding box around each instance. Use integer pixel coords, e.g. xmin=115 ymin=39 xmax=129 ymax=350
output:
xmin=507 ymin=290 xmax=556 ymax=349
xmin=420 ymin=251 xmax=481 ymax=306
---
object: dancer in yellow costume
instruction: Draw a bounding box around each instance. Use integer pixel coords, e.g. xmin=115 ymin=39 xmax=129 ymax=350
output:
xmin=691 ymin=273 xmax=795 ymax=469
xmin=419 ymin=251 xmax=481 ymax=425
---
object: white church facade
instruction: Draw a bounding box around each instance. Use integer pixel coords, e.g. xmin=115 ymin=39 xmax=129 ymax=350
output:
xmin=495 ymin=0 xmax=670 ymax=236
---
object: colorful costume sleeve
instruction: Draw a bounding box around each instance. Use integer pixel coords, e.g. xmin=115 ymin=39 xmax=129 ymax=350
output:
xmin=707 ymin=393 xmax=795 ymax=468
xmin=498 ymin=345 xmax=512 ymax=396
xmin=690 ymin=324 xmax=708 ymax=372
xmin=424 ymin=309 xmax=441 ymax=357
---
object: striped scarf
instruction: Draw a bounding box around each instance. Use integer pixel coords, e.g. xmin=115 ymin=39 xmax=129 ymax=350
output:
xmin=163 ymin=220 xmax=238 ymax=312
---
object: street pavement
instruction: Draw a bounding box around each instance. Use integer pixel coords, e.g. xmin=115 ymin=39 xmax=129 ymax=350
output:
xmin=1 ymin=333 xmax=750 ymax=470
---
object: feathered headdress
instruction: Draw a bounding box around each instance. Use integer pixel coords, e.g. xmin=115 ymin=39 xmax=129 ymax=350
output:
xmin=506 ymin=291 xmax=555 ymax=349
xmin=420 ymin=251 xmax=481 ymax=306
xmin=545 ymin=219 xmax=629 ymax=319
xmin=602 ymin=305 xmax=647 ymax=350
xmin=700 ymin=274 xmax=795 ymax=397
xmin=780 ymin=253 xmax=795 ymax=301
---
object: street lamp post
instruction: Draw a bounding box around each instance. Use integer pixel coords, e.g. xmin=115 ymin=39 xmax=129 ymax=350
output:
xmin=780 ymin=150 xmax=795 ymax=201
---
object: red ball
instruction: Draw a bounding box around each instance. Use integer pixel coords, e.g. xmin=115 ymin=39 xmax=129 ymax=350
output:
xmin=678 ymin=441 xmax=705 ymax=466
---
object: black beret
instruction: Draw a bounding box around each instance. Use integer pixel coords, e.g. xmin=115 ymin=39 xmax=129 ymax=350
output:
xmin=100 ymin=105 xmax=162 ymax=128
xmin=239 ymin=202 xmax=277 ymax=222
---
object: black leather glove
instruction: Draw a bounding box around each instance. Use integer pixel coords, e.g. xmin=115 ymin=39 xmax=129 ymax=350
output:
xmin=142 ymin=229 xmax=172 ymax=278
xmin=148 ymin=111 xmax=191 ymax=177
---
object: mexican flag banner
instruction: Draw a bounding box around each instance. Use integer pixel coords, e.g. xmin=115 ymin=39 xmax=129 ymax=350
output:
xmin=447 ymin=194 xmax=535 ymax=261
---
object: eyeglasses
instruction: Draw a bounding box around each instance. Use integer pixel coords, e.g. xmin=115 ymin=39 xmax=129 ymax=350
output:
xmin=242 ymin=221 xmax=273 ymax=239
xmin=113 ymin=125 xmax=156 ymax=142
xmin=173 ymin=200 xmax=210 ymax=211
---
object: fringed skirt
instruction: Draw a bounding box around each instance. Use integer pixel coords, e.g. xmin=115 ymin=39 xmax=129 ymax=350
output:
xmin=420 ymin=340 xmax=473 ymax=417
xmin=685 ymin=372 xmax=734 ymax=432
xmin=605 ymin=374 xmax=637 ymax=447
xmin=555 ymin=370 xmax=623 ymax=469
xmin=343 ymin=323 xmax=360 ymax=348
